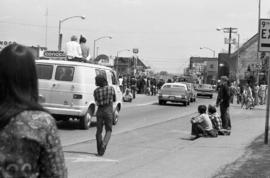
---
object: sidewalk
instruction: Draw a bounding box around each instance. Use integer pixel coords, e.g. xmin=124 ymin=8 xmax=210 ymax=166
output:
xmin=211 ymin=103 xmax=270 ymax=178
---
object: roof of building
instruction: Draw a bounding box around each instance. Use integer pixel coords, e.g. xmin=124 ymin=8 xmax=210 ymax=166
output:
xmin=231 ymin=33 xmax=258 ymax=57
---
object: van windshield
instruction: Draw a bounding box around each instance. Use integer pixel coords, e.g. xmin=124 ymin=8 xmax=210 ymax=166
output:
xmin=55 ymin=66 xmax=74 ymax=81
xmin=36 ymin=64 xmax=53 ymax=80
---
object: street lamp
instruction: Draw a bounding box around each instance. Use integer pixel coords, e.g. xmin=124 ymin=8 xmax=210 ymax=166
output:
xmin=116 ymin=49 xmax=130 ymax=74
xmin=58 ymin=15 xmax=86 ymax=51
xmin=200 ymin=47 xmax=215 ymax=57
xmin=93 ymin=36 xmax=112 ymax=61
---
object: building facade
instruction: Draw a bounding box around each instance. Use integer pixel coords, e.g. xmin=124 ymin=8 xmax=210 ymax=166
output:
xmin=227 ymin=34 xmax=269 ymax=85
xmin=189 ymin=57 xmax=218 ymax=84
xmin=114 ymin=57 xmax=148 ymax=76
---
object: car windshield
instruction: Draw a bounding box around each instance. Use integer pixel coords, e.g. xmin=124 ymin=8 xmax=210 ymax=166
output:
xmin=198 ymin=84 xmax=212 ymax=89
xmin=162 ymin=85 xmax=186 ymax=93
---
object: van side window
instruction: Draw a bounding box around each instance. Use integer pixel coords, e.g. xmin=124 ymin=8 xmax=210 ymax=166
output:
xmin=95 ymin=69 xmax=107 ymax=80
xmin=36 ymin=64 xmax=53 ymax=80
xmin=111 ymin=71 xmax=117 ymax=85
xmin=55 ymin=66 xmax=74 ymax=81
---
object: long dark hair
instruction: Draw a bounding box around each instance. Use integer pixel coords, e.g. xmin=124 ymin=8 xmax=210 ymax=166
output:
xmin=0 ymin=43 xmax=45 ymax=129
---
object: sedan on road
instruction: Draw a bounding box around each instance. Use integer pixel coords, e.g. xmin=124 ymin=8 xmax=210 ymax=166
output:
xmin=158 ymin=83 xmax=190 ymax=106
xmin=195 ymin=84 xmax=214 ymax=98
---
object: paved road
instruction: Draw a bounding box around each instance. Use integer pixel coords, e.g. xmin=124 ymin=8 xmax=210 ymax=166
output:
xmin=58 ymin=94 xmax=215 ymax=147
xmin=58 ymin=94 xmax=218 ymax=177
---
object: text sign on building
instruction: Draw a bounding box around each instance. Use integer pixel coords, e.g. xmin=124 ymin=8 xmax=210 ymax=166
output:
xmin=43 ymin=50 xmax=66 ymax=57
xmin=259 ymin=19 xmax=270 ymax=52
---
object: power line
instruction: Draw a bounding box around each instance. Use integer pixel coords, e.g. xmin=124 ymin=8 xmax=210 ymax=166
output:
xmin=0 ymin=21 xmax=198 ymax=34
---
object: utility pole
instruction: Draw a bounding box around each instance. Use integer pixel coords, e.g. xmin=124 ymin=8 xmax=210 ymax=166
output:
xmin=228 ymin=27 xmax=232 ymax=57
xmin=217 ymin=27 xmax=238 ymax=78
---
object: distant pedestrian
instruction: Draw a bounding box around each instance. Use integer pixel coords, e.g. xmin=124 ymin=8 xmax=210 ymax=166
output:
xmin=119 ymin=75 xmax=123 ymax=93
xmin=246 ymin=84 xmax=254 ymax=109
xmin=79 ymin=35 xmax=91 ymax=62
xmin=122 ymin=75 xmax=128 ymax=94
xmin=258 ymin=84 xmax=265 ymax=105
xmin=130 ymin=76 xmax=137 ymax=99
xmin=254 ymin=83 xmax=259 ymax=105
xmin=236 ymin=85 xmax=241 ymax=104
xmin=229 ymin=82 xmax=236 ymax=104
xmin=94 ymin=75 xmax=116 ymax=156
xmin=216 ymin=76 xmax=231 ymax=130
xmin=0 ymin=44 xmax=67 ymax=178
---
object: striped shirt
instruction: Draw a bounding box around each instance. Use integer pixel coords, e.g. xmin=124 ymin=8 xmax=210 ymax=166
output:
xmin=94 ymin=86 xmax=116 ymax=106
xmin=209 ymin=112 xmax=223 ymax=131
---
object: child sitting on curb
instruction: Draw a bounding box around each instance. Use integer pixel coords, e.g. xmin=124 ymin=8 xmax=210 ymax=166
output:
xmin=190 ymin=105 xmax=218 ymax=139
xmin=208 ymin=104 xmax=231 ymax=136
xmin=123 ymin=88 xmax=133 ymax=102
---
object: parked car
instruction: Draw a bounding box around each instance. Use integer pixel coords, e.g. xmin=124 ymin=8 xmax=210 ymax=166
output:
xmin=196 ymin=84 xmax=214 ymax=98
xmin=36 ymin=60 xmax=123 ymax=129
xmin=158 ymin=83 xmax=190 ymax=106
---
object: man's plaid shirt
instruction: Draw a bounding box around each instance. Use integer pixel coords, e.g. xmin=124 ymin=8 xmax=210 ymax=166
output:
xmin=209 ymin=112 xmax=222 ymax=130
xmin=94 ymin=86 xmax=116 ymax=106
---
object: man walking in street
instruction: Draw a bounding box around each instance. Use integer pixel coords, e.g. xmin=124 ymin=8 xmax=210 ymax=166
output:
xmin=216 ymin=76 xmax=231 ymax=130
xmin=94 ymin=75 xmax=116 ymax=156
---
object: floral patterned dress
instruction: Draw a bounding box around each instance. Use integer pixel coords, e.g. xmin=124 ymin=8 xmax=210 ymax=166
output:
xmin=0 ymin=111 xmax=67 ymax=178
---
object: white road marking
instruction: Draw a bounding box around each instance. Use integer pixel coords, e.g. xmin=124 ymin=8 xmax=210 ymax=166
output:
xmin=123 ymin=101 xmax=156 ymax=108
xmin=135 ymin=102 xmax=155 ymax=106
xmin=65 ymin=155 xmax=119 ymax=163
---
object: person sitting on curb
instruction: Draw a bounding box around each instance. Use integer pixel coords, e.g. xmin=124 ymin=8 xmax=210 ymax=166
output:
xmin=208 ymin=104 xmax=230 ymax=136
xmin=190 ymin=105 xmax=217 ymax=139
xmin=123 ymin=88 xmax=133 ymax=102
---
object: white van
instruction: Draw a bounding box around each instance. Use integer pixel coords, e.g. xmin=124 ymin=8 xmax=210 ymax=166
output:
xmin=36 ymin=60 xmax=122 ymax=129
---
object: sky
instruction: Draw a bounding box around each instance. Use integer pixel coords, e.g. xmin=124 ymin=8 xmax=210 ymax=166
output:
xmin=1 ymin=0 xmax=270 ymax=74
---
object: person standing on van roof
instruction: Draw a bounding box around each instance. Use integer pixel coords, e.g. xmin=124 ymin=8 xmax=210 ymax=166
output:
xmin=65 ymin=35 xmax=83 ymax=61
xmin=79 ymin=35 xmax=91 ymax=62
xmin=0 ymin=44 xmax=67 ymax=178
xmin=94 ymin=75 xmax=116 ymax=156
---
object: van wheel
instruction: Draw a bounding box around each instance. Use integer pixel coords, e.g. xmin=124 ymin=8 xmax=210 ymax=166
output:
xmin=80 ymin=109 xmax=92 ymax=130
xmin=113 ymin=107 xmax=119 ymax=125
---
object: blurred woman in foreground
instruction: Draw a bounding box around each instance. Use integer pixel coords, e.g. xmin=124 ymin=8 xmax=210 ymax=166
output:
xmin=0 ymin=44 xmax=67 ymax=178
